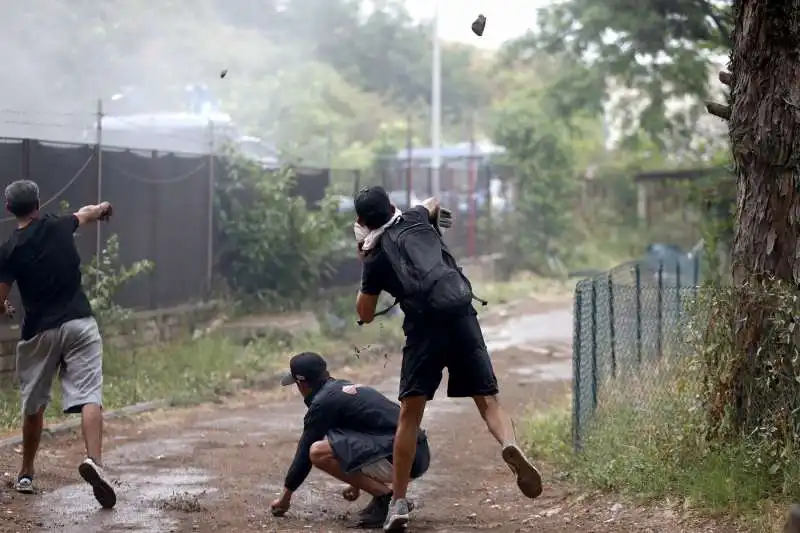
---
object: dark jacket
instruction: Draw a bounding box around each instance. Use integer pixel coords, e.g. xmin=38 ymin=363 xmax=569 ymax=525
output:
xmin=284 ymin=378 xmax=428 ymax=491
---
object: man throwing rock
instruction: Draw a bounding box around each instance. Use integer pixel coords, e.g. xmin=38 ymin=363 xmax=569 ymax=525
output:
xmin=271 ymin=352 xmax=430 ymax=528
xmin=0 ymin=180 xmax=116 ymax=508
xmin=353 ymin=186 xmax=543 ymax=532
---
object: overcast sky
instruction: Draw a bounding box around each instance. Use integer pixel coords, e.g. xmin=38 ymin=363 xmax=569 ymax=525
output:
xmin=404 ymin=0 xmax=547 ymax=49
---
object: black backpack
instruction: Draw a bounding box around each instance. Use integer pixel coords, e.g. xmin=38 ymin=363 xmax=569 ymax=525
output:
xmin=380 ymin=214 xmax=476 ymax=315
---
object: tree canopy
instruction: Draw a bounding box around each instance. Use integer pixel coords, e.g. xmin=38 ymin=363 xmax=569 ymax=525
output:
xmin=504 ymin=0 xmax=732 ymax=141
xmin=0 ymin=0 xmax=492 ymax=166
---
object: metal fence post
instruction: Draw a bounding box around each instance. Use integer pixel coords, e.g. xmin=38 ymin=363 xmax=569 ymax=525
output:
xmin=657 ymin=261 xmax=663 ymax=357
xmin=675 ymin=259 xmax=682 ymax=314
xmin=635 ymin=263 xmax=642 ymax=365
xmin=607 ymin=273 xmax=616 ymax=378
xmin=590 ymin=279 xmax=598 ymax=411
xmin=353 ymin=169 xmax=361 ymax=197
xmin=572 ymin=286 xmax=583 ymax=451
xmin=206 ymin=120 xmax=215 ymax=296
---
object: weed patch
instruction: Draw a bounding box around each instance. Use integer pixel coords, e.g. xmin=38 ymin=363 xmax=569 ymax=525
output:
xmin=521 ymin=355 xmax=800 ymax=532
xmin=0 ymin=317 xmax=403 ymax=433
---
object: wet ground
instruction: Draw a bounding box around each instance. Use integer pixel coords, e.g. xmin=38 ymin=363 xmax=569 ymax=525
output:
xmin=0 ymin=302 xmax=736 ymax=533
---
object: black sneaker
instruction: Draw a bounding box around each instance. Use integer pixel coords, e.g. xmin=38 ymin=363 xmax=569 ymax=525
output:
xmin=349 ymin=493 xmax=392 ymax=528
xmin=383 ymin=498 xmax=410 ymax=532
xmin=78 ymin=458 xmax=117 ymax=509
xmin=501 ymin=443 xmax=543 ymax=499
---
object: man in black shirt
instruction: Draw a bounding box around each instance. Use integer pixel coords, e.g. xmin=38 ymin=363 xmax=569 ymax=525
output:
xmin=270 ymin=352 xmax=430 ymax=528
xmin=353 ymin=187 xmax=542 ymax=532
xmin=0 ymin=180 xmax=116 ymax=508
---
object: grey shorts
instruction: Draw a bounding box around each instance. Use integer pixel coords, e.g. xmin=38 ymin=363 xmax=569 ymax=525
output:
xmin=16 ymin=317 xmax=103 ymax=417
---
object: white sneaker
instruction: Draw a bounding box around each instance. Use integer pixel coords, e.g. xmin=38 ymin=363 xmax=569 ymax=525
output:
xmin=78 ymin=458 xmax=117 ymax=509
xmin=14 ymin=476 xmax=34 ymax=494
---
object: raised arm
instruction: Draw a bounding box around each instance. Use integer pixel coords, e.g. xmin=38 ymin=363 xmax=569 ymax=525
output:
xmin=421 ymin=197 xmax=440 ymax=220
xmin=74 ymin=202 xmax=113 ymax=227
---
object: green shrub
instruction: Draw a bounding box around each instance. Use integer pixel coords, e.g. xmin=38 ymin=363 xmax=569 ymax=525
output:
xmin=523 ymin=349 xmax=800 ymax=528
xmin=215 ymin=160 xmax=347 ymax=309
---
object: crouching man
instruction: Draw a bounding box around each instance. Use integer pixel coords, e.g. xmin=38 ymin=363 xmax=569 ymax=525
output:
xmin=270 ymin=352 xmax=430 ymax=528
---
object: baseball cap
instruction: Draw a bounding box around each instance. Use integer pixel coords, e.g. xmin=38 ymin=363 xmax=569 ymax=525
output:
xmin=280 ymin=352 xmax=328 ymax=386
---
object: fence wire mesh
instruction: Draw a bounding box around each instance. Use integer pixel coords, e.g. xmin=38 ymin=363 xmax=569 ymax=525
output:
xmin=572 ymin=257 xmax=702 ymax=450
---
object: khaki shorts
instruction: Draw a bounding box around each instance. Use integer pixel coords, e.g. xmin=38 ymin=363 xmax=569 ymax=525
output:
xmin=360 ymin=459 xmax=393 ymax=483
xmin=16 ymin=317 xmax=103 ymax=417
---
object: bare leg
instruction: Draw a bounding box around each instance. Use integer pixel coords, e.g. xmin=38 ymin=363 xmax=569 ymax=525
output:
xmin=786 ymin=504 xmax=800 ymax=533
xmin=309 ymin=440 xmax=391 ymax=497
xmin=19 ymin=407 xmax=45 ymax=478
xmin=473 ymin=395 xmax=514 ymax=446
xmin=81 ymin=403 xmax=103 ymax=463
xmin=391 ymin=396 xmax=426 ymax=500
xmin=474 ymin=395 xmax=543 ymax=499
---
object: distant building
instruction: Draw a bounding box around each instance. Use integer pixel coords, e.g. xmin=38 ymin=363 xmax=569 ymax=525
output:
xmin=378 ymin=141 xmax=511 ymax=213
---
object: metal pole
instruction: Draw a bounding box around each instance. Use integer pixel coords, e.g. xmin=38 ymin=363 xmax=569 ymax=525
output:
xmin=467 ymin=112 xmax=477 ymax=257
xmin=206 ymin=120 xmax=215 ymax=295
xmin=95 ymin=99 xmax=103 ymax=262
xmin=430 ymin=0 xmax=441 ymax=198
xmin=326 ymin=123 xmax=333 ymax=168
xmin=405 ymin=114 xmax=413 ymax=208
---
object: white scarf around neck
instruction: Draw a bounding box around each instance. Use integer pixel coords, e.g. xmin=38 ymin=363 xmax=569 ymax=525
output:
xmin=354 ymin=207 xmax=402 ymax=251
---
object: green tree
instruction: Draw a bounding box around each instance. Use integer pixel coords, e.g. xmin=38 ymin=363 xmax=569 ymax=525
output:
xmin=493 ymin=93 xmax=578 ymax=272
xmin=214 ymin=160 xmax=346 ymax=307
xmin=504 ymin=0 xmax=732 ymax=140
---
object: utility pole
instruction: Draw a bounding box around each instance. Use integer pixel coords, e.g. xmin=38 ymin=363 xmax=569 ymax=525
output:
xmin=430 ymin=0 xmax=442 ymax=198
xmin=406 ymin=113 xmax=413 ymax=208
xmin=207 ymin=120 xmax=215 ymax=295
xmin=468 ymin=112 xmax=477 ymax=257
xmin=95 ymin=99 xmax=104 ymax=264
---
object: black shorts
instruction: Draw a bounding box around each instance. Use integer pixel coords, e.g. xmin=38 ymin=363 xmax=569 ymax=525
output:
xmin=399 ymin=312 xmax=499 ymax=400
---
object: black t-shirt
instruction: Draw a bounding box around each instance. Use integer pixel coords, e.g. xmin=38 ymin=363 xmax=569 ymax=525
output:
xmin=284 ymin=378 xmax=426 ymax=491
xmin=0 ymin=214 xmax=93 ymax=340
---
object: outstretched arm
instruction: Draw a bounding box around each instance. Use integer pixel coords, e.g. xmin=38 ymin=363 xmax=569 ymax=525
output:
xmin=74 ymin=202 xmax=112 ymax=226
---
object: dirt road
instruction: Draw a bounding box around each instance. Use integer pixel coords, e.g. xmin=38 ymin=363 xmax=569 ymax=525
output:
xmin=0 ymin=304 xmax=734 ymax=533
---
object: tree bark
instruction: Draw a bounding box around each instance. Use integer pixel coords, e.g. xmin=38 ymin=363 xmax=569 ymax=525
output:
xmin=730 ymin=1 xmax=800 ymax=284
xmin=727 ymin=0 xmax=800 ymax=431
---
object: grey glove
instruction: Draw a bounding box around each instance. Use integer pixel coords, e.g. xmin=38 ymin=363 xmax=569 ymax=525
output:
xmin=436 ymin=207 xmax=454 ymax=231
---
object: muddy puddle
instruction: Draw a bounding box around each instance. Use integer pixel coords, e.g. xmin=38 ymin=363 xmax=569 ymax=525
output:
xmin=508 ymin=361 xmax=572 ymax=383
xmin=35 ymin=464 xmax=214 ymax=533
xmin=483 ymin=309 xmax=572 ymax=352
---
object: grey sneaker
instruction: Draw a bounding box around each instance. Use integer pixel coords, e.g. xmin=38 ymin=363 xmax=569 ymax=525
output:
xmin=78 ymin=458 xmax=117 ymax=509
xmin=383 ymin=498 xmax=410 ymax=532
xmin=502 ymin=443 xmax=543 ymax=499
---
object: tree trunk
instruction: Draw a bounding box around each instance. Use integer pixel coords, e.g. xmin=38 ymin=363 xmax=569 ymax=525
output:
xmin=727 ymin=0 xmax=800 ymax=431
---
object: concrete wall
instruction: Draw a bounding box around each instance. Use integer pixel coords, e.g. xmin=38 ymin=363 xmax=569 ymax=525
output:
xmin=0 ymin=302 xmax=220 ymax=374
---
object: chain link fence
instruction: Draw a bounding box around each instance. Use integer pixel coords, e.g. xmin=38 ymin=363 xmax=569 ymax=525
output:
xmin=571 ymin=256 xmax=702 ymax=450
